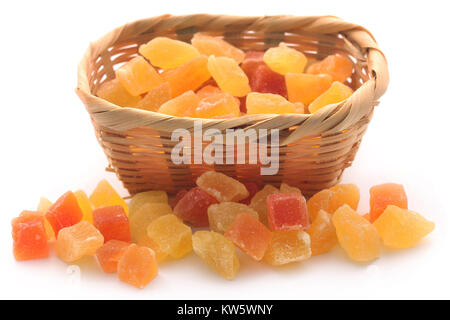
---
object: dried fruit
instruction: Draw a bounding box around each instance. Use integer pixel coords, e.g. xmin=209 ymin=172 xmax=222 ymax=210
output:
xmin=246 ymin=92 xmax=295 ymax=115
xmin=263 ymin=43 xmax=307 ymax=75
xmin=370 ymin=183 xmax=408 ymax=222
xmin=207 ymin=56 xmax=251 ymax=97
xmin=208 ymin=202 xmax=259 ymax=234
xmin=285 ymin=73 xmax=332 ymax=105
xmin=307 ymin=210 xmax=337 ymax=255
xmin=12 ymin=213 xmax=49 ymax=261
xmin=267 ymin=193 xmax=309 ymax=231
xmin=191 ymin=33 xmax=245 ymax=64
xmin=264 ymin=230 xmax=311 ymax=266
xmin=196 ymin=171 xmax=249 ymax=203
xmin=308 ymin=81 xmax=353 ymax=114
xmin=93 ymin=206 xmax=131 ymax=243
xmin=117 ymin=244 xmax=158 ymax=289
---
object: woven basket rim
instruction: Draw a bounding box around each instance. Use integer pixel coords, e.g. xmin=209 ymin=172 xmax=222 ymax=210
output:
xmin=76 ymin=14 xmax=389 ymax=145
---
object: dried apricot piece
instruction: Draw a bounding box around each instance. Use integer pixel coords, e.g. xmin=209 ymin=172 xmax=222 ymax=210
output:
xmin=157 ymin=90 xmax=199 ymax=116
xmin=194 ymin=92 xmax=240 ymax=118
xmin=309 ymin=81 xmax=353 ymax=114
xmin=207 ymin=56 xmax=250 ymax=97
xmin=307 ymin=54 xmax=353 ymax=82
xmin=246 ymin=92 xmax=295 ymax=115
xmin=191 ymin=33 xmax=245 ymax=64
xmin=285 ymin=73 xmax=333 ymax=105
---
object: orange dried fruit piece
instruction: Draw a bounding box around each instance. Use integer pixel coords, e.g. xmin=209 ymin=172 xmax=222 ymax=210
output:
xmin=225 ymin=213 xmax=272 ymax=261
xmin=129 ymin=190 xmax=169 ymax=218
xmin=307 ymin=210 xmax=337 ymax=256
xmin=246 ymin=92 xmax=296 ymax=115
xmin=96 ymin=78 xmax=141 ymax=107
xmin=12 ymin=213 xmax=49 ymax=261
xmin=89 ymin=179 xmax=129 ymax=215
xmin=37 ymin=197 xmax=53 ymax=213
xmin=307 ymin=189 xmax=333 ymax=222
xmin=139 ymin=37 xmax=200 ymax=70
xmin=285 ymin=73 xmax=333 ymax=105
xmin=20 ymin=210 xmax=54 ymax=241
xmin=373 ymin=205 xmax=434 ymax=249
xmin=294 ymin=102 xmax=306 ymax=114
xmin=158 ymin=90 xmax=199 ymax=116
xmin=56 ymin=221 xmax=104 ymax=263
xmin=46 ymin=191 xmax=83 ymax=236
xmin=162 ymin=55 xmax=211 ymax=97
xmin=328 ymin=184 xmax=360 ymax=213
xmin=263 ymin=43 xmax=307 ymax=75
xmin=264 ymin=230 xmax=311 ymax=266
xmin=96 ymin=240 xmax=131 ymax=273
xmin=146 ymin=214 xmax=192 ymax=259
xmin=115 ymin=56 xmax=164 ymax=96
xmin=207 ymin=56 xmax=250 ymax=97
xmin=137 ymin=235 xmax=168 ymax=262
xmin=307 ymin=54 xmax=353 ymax=83
xmin=93 ymin=205 xmax=131 ymax=243
xmin=249 ymin=184 xmax=279 ymax=226
xmin=194 ymin=92 xmax=240 ymax=118
xmin=332 ymin=204 xmax=381 ymax=262
xmin=369 ymin=183 xmax=408 ymax=222
xmin=208 ymin=202 xmax=259 ymax=234
xmin=309 ymin=81 xmax=353 ymax=114
xmin=74 ymin=190 xmax=94 ymax=223
xmin=135 ymin=82 xmax=172 ymax=112
xmin=196 ymin=171 xmax=249 ymax=202
xmin=193 ymin=231 xmax=240 ymax=280
xmin=191 ymin=33 xmax=245 ymax=64
xmin=196 ymin=85 xmax=222 ymax=100
xmin=117 ymin=244 xmax=158 ymax=289
xmin=130 ymin=202 xmax=173 ymax=242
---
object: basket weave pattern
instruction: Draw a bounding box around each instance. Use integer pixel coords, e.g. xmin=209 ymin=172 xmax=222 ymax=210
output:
xmin=77 ymin=14 xmax=389 ymax=196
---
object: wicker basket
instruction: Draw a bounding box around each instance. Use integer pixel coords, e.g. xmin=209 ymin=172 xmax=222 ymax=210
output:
xmin=76 ymin=14 xmax=389 ymax=197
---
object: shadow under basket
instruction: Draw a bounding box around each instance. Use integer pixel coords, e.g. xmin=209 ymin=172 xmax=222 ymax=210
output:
xmin=76 ymin=14 xmax=389 ymax=197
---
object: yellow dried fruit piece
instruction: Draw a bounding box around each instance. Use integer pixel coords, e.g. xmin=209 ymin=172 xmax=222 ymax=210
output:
xmin=129 ymin=190 xmax=169 ymax=218
xmin=207 ymin=56 xmax=250 ymax=97
xmin=307 ymin=210 xmax=337 ymax=256
xmin=130 ymin=202 xmax=173 ymax=243
xmin=246 ymin=92 xmax=296 ymax=115
xmin=328 ymin=184 xmax=360 ymax=213
xmin=196 ymin=171 xmax=249 ymax=202
xmin=96 ymin=78 xmax=141 ymax=107
xmin=307 ymin=189 xmax=333 ymax=222
xmin=115 ymin=56 xmax=164 ymax=96
xmin=137 ymin=235 xmax=168 ymax=262
xmin=135 ymin=82 xmax=172 ymax=112
xmin=280 ymin=183 xmax=302 ymax=195
xmin=146 ymin=214 xmax=192 ymax=259
xmin=158 ymin=90 xmax=199 ymax=117
xmin=194 ymin=92 xmax=240 ymax=118
xmin=373 ymin=205 xmax=435 ymax=249
xmin=249 ymin=184 xmax=279 ymax=226
xmin=139 ymin=37 xmax=200 ymax=70
xmin=191 ymin=33 xmax=245 ymax=64
xmin=192 ymin=231 xmax=240 ymax=280
xmin=264 ymin=230 xmax=311 ymax=266
xmin=37 ymin=197 xmax=53 ymax=213
xmin=74 ymin=190 xmax=94 ymax=223
xmin=208 ymin=202 xmax=259 ymax=234
xmin=308 ymin=81 xmax=353 ymax=114
xmin=332 ymin=204 xmax=381 ymax=262
xmin=89 ymin=179 xmax=129 ymax=215
xmin=263 ymin=43 xmax=307 ymax=75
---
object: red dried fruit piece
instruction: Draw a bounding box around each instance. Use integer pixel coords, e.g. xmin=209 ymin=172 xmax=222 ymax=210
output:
xmin=170 ymin=189 xmax=188 ymax=209
xmin=225 ymin=213 xmax=272 ymax=261
xmin=267 ymin=193 xmax=309 ymax=231
xmin=173 ymin=187 xmax=219 ymax=227
xmin=46 ymin=191 xmax=83 ymax=236
xmin=250 ymin=64 xmax=287 ymax=98
xmin=12 ymin=213 xmax=49 ymax=261
xmin=93 ymin=205 xmax=131 ymax=242
xmin=241 ymin=51 xmax=265 ymax=81
xmin=96 ymin=240 xmax=131 ymax=273
xmin=239 ymin=182 xmax=261 ymax=205
xmin=369 ymin=183 xmax=408 ymax=222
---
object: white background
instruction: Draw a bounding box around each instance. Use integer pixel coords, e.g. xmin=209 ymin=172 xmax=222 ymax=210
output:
xmin=1 ymin=0 xmax=449 ymax=299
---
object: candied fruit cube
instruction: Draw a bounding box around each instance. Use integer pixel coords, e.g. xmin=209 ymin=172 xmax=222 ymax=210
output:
xmin=135 ymin=82 xmax=172 ymax=112
xmin=208 ymin=202 xmax=259 ymax=234
xmin=194 ymin=92 xmax=240 ymax=118
xmin=130 ymin=202 xmax=173 ymax=242
xmin=191 ymin=33 xmax=245 ymax=64
xmin=89 ymin=179 xmax=129 ymax=215
xmin=146 ymin=214 xmax=192 ymax=259
xmin=116 ymin=56 xmax=164 ymax=96
xmin=370 ymin=183 xmax=408 ymax=222
xmin=328 ymin=184 xmax=360 ymax=214
xmin=74 ymin=190 xmax=93 ymax=223
xmin=193 ymin=231 xmax=239 ymax=280
xmin=308 ymin=81 xmax=353 ymax=114
xmin=267 ymin=193 xmax=309 ymax=231
xmin=96 ymin=78 xmax=141 ymax=107
xmin=264 ymin=230 xmax=311 ymax=266
xmin=12 ymin=213 xmax=49 ymax=261
xmin=239 ymin=182 xmax=260 ymax=205
xmin=56 ymin=221 xmax=104 ymax=262
xmin=249 ymin=184 xmax=279 ymax=226
xmin=20 ymin=210 xmax=54 ymax=241
xmin=118 ymin=244 xmax=158 ymax=289
xmin=207 ymin=56 xmax=250 ymax=97
xmin=306 ymin=210 xmax=337 ymax=255
xmin=37 ymin=197 xmax=53 ymax=213
xmin=285 ymin=73 xmax=333 ymax=105
xmin=158 ymin=90 xmax=199 ymax=117
xmin=46 ymin=191 xmax=83 ymax=235
xmin=174 ymin=187 xmax=218 ymax=227
xmin=139 ymin=37 xmax=200 ymax=70
xmin=241 ymin=51 xmax=265 ymax=80
xmin=280 ymin=183 xmax=302 ymax=195
xmin=225 ymin=214 xmax=272 ymax=261
xmin=307 ymin=54 xmax=353 ymax=82
xmin=196 ymin=85 xmax=222 ymax=100
xmin=332 ymin=204 xmax=381 ymax=262
xmin=196 ymin=171 xmax=249 ymax=203
xmin=263 ymin=43 xmax=307 ymax=75
xmin=96 ymin=240 xmax=130 ymax=273
xmin=162 ymin=55 xmax=211 ymax=97
xmin=246 ymin=92 xmax=295 ymax=115
xmin=170 ymin=189 xmax=188 ymax=209
xmin=249 ymin=64 xmax=287 ymax=97
xmin=137 ymin=235 xmax=168 ymax=262
xmin=129 ymin=190 xmax=169 ymax=218
xmin=373 ymin=205 xmax=434 ymax=249
xmin=93 ymin=206 xmax=131 ymax=243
